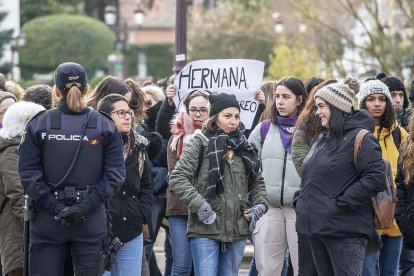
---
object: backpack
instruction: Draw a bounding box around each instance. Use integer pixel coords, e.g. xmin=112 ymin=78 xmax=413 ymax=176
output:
xmin=354 ymin=129 xmax=395 ymax=230
xmin=260 ymin=119 xmax=272 ymax=147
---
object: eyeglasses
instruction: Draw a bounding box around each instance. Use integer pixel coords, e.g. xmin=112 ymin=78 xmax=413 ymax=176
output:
xmin=188 ymin=107 xmax=209 ymax=116
xmin=110 ymin=109 xmax=134 ymax=118
xmin=145 ymin=99 xmax=152 ymax=108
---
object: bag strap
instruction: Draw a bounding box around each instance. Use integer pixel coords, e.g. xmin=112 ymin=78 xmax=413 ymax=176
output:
xmin=193 ymin=136 xmax=205 ymax=177
xmin=260 ymin=119 xmax=271 ymax=146
xmin=391 ymin=127 xmax=401 ymax=150
xmin=353 ymin=129 xmax=370 ymax=166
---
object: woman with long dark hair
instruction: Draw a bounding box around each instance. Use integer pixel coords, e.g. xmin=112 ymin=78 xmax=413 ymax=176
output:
xmin=98 ymin=94 xmax=152 ymax=275
xmin=248 ymin=76 xmax=307 ymax=276
xmin=295 ymin=82 xmax=386 ymax=276
xmin=358 ymin=80 xmax=408 ymax=276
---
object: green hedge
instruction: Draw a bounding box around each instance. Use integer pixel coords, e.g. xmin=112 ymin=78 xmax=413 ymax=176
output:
xmin=20 ymin=15 xmax=116 ymax=79
xmin=126 ymin=43 xmax=174 ymax=81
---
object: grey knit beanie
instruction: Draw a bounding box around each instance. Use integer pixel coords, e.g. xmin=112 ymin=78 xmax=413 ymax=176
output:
xmin=314 ymin=83 xmax=355 ymax=114
xmin=0 ymin=91 xmax=17 ymax=105
xmin=358 ymin=80 xmax=391 ymax=108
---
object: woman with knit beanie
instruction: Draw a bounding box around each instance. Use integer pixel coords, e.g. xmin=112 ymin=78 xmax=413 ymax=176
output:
xmin=169 ymin=93 xmax=268 ymax=276
xmin=295 ymin=82 xmax=386 ymax=276
xmin=247 ymin=77 xmax=306 ymax=275
xmin=358 ymin=79 xmax=408 ymax=276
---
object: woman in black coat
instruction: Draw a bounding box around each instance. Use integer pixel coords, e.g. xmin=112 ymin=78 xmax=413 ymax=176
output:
xmin=98 ymin=94 xmax=152 ymax=275
xmin=295 ymin=82 xmax=386 ymax=276
xmin=395 ymin=119 xmax=414 ymax=275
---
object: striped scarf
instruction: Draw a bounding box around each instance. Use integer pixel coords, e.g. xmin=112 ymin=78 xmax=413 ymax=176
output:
xmin=202 ymin=124 xmax=260 ymax=199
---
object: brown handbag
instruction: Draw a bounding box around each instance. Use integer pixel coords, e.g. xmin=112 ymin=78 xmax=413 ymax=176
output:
xmin=353 ymin=129 xmax=395 ymax=230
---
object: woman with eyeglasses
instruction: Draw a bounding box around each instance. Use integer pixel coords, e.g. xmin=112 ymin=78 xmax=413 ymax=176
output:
xmin=98 ymin=94 xmax=152 ymax=276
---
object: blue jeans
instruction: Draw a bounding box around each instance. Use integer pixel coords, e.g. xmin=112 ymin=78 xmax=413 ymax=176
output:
xmin=362 ymin=235 xmax=403 ymax=276
xmin=190 ymin=238 xmax=246 ymax=276
xmin=104 ymin=234 xmax=143 ymax=276
xmin=168 ymin=216 xmax=192 ymax=276
xmin=362 ymin=253 xmax=379 ymax=276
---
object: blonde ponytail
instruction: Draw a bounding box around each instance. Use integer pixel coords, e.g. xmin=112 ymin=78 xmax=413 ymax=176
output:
xmin=66 ymin=86 xmax=86 ymax=113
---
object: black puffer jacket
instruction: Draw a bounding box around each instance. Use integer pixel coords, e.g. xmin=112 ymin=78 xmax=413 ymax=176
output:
xmin=108 ymin=132 xmax=153 ymax=243
xmin=395 ymin=160 xmax=414 ymax=247
xmin=295 ymin=109 xmax=386 ymax=238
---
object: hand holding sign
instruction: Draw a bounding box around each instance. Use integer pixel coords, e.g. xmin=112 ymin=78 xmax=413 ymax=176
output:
xmin=173 ymin=59 xmax=265 ymax=129
xmin=166 ymin=85 xmax=176 ymax=106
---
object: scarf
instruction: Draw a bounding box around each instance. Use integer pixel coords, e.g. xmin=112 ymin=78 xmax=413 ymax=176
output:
xmin=202 ymin=124 xmax=260 ymax=199
xmin=276 ymin=116 xmax=297 ymax=154
xmin=170 ymin=111 xmax=200 ymax=159
xmin=121 ymin=130 xmax=149 ymax=160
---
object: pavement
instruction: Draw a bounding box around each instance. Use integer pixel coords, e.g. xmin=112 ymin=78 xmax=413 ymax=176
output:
xmin=153 ymin=230 xmax=254 ymax=275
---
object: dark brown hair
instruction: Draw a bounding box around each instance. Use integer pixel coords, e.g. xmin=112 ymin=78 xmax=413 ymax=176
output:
xmin=295 ymin=79 xmax=337 ymax=144
xmin=270 ymin=77 xmax=307 ymax=125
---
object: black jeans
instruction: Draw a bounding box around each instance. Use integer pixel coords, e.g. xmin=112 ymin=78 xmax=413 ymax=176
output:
xmin=309 ymin=235 xmax=368 ymax=276
xmin=298 ymin=234 xmax=318 ymax=276
xmin=400 ymin=244 xmax=414 ymax=276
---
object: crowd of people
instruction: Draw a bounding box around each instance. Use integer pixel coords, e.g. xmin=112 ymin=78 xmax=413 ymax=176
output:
xmin=1 ymin=61 xmax=414 ymax=276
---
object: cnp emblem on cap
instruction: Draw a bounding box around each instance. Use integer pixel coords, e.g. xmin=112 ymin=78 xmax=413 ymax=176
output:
xmin=55 ymin=62 xmax=88 ymax=90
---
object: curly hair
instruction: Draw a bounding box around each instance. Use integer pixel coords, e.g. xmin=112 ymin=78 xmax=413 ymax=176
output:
xmin=400 ymin=113 xmax=414 ymax=184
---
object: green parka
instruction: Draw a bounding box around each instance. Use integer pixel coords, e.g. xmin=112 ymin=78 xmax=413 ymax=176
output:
xmin=169 ymin=131 xmax=268 ymax=242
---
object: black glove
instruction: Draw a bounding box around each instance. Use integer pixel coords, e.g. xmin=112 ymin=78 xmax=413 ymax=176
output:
xmin=196 ymin=202 xmax=216 ymax=225
xmin=335 ymin=197 xmax=349 ymax=209
xmin=244 ymin=203 xmax=267 ymax=232
xmin=56 ymin=203 xmax=93 ymax=226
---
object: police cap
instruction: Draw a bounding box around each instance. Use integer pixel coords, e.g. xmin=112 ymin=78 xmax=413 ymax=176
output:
xmin=55 ymin=62 xmax=88 ymax=90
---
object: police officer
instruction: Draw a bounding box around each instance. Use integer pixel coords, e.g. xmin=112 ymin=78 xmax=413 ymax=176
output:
xmin=18 ymin=62 xmax=126 ymax=276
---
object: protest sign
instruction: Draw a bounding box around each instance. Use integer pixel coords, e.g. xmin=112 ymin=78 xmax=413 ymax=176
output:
xmin=173 ymin=59 xmax=264 ymax=129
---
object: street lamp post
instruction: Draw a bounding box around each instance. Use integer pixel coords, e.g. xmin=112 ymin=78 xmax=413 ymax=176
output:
xmin=10 ymin=33 xmax=26 ymax=82
xmin=104 ymin=4 xmax=145 ymax=80
xmin=173 ymin=0 xmax=187 ymax=74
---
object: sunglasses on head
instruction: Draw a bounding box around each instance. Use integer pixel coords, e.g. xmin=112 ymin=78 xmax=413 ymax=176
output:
xmin=145 ymin=99 xmax=153 ymax=108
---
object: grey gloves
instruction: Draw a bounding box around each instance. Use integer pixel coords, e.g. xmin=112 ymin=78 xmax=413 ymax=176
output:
xmin=197 ymin=201 xmax=216 ymax=225
xmin=244 ymin=203 xmax=267 ymax=232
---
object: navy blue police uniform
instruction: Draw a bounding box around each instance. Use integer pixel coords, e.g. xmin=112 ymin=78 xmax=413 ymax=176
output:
xmin=18 ymin=62 xmax=125 ymax=276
